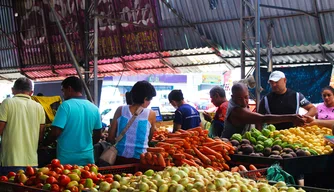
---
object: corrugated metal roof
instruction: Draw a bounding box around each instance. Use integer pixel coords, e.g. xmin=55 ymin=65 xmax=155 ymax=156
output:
xmin=157 ymin=0 xmax=334 ymax=50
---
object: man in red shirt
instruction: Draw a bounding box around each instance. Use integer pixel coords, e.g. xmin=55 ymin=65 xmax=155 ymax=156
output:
xmin=203 ymin=86 xmax=228 ymax=137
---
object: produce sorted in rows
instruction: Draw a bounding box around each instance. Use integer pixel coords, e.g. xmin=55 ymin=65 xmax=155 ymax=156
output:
xmin=141 ymin=127 xmax=234 ymax=170
xmin=230 ymin=124 xmax=333 ymax=158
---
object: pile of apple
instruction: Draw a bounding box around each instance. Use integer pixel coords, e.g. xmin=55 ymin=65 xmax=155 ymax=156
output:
xmin=0 ymin=159 xmax=107 ymax=191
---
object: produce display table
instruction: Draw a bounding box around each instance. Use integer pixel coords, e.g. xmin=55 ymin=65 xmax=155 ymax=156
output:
xmin=98 ymin=163 xmax=165 ymax=175
xmin=230 ymin=154 xmax=333 ymax=176
xmin=0 ymin=182 xmax=47 ymax=192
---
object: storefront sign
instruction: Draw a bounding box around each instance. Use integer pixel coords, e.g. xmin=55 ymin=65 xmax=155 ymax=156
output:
xmin=202 ymin=74 xmax=222 ymax=84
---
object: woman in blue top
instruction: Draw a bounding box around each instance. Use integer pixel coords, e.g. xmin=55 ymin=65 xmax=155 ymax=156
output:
xmin=108 ymin=81 xmax=157 ymax=164
xmin=168 ymin=90 xmax=203 ymax=132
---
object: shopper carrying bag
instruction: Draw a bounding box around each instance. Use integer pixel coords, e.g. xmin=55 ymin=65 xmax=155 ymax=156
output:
xmin=99 ymin=106 xmax=143 ymax=165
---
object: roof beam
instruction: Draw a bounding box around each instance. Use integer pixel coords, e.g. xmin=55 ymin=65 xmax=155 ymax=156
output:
xmin=260 ymin=4 xmax=318 ymax=18
xmin=159 ymin=0 xmax=234 ymax=69
xmin=313 ymin=0 xmax=334 ymax=65
xmin=160 ymin=10 xmax=334 ymax=29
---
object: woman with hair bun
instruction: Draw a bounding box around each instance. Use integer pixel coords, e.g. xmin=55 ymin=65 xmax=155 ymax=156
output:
xmin=317 ymin=86 xmax=334 ymax=120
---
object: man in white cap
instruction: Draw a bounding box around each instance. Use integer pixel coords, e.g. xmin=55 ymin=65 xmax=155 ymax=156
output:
xmin=258 ymin=71 xmax=317 ymax=130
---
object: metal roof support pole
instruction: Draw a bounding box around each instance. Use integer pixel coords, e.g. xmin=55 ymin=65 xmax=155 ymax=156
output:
xmin=313 ymin=0 xmax=334 ymax=65
xmin=48 ymin=1 xmax=93 ymax=103
xmin=93 ymin=0 xmax=99 ymax=105
xmin=159 ymin=0 xmax=234 ymax=69
xmin=84 ymin=0 xmax=91 ymax=83
xmin=255 ymin=0 xmax=261 ymax=111
xmin=240 ymin=0 xmax=261 ymax=110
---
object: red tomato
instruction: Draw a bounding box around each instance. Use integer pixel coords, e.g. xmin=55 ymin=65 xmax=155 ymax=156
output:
xmin=70 ymin=186 xmax=79 ymax=192
xmin=96 ymin=173 xmax=103 ymax=179
xmin=35 ymin=183 xmax=44 ymax=188
xmin=81 ymin=171 xmax=91 ymax=179
xmin=134 ymin=171 xmax=143 ymax=176
xmin=47 ymin=171 xmax=58 ymax=177
xmin=63 ymin=164 xmax=73 ymax=170
xmin=18 ymin=182 xmax=24 ymax=186
xmin=87 ymin=164 xmax=92 ymax=167
xmin=54 ymin=167 xmax=63 ymax=174
xmin=7 ymin=172 xmax=16 ymax=178
xmin=105 ymin=177 xmax=113 ymax=183
xmin=25 ymin=177 xmax=35 ymax=186
xmin=51 ymin=183 xmax=60 ymax=192
xmin=51 ymin=159 xmax=61 ymax=167
xmin=0 ymin=176 xmax=8 ymax=182
xmin=46 ymin=176 xmax=58 ymax=184
xmin=125 ymin=173 xmax=133 ymax=177
xmin=84 ymin=166 xmax=90 ymax=171
xmin=25 ymin=166 xmax=35 ymax=176
xmin=72 ymin=165 xmax=79 ymax=169
xmin=90 ymin=172 xmax=98 ymax=183
xmin=79 ymin=179 xmax=86 ymax=185
xmin=104 ymin=174 xmax=113 ymax=178
xmin=58 ymin=175 xmax=71 ymax=186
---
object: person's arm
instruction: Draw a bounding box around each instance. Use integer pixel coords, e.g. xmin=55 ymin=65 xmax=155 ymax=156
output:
xmin=298 ymin=93 xmax=317 ymax=117
xmin=173 ymin=123 xmax=182 ymax=132
xmin=107 ymin=106 xmax=122 ymax=144
xmin=38 ymin=105 xmax=46 ymax=145
xmin=199 ymin=122 xmax=204 ymax=128
xmin=303 ymin=115 xmax=334 ymax=128
xmin=92 ymin=111 xmax=103 ymax=144
xmin=203 ymin=111 xmax=212 ymax=122
xmin=43 ymin=126 xmax=63 ymax=146
xmin=148 ymin=110 xmax=157 ymax=141
xmin=0 ymin=121 xmax=6 ymax=136
xmin=303 ymin=103 xmax=317 ymax=117
xmin=230 ymin=107 xmax=305 ymax=126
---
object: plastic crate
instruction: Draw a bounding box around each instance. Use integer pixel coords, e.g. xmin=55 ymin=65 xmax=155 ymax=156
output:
xmin=239 ymin=168 xmax=268 ymax=181
xmin=0 ymin=181 xmax=47 ymax=192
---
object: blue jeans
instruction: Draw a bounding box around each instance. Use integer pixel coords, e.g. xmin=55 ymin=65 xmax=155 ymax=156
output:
xmin=0 ymin=166 xmax=36 ymax=176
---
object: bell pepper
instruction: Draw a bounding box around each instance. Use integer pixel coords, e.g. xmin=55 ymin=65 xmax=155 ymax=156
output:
xmin=267 ymin=124 xmax=276 ymax=132
xmin=272 ymin=139 xmax=282 ymax=146
xmin=261 ymin=128 xmax=271 ymax=137
xmin=257 ymin=140 xmax=264 ymax=146
xmin=250 ymin=136 xmax=257 ymax=145
xmin=244 ymin=132 xmax=252 ymax=140
xmin=251 ymin=128 xmax=262 ymax=138
xmin=308 ymin=149 xmax=318 ymax=156
xmin=255 ymin=144 xmax=264 ymax=152
xmin=257 ymin=135 xmax=267 ymax=142
xmin=264 ymin=139 xmax=273 ymax=148
xmin=231 ymin=134 xmax=242 ymax=142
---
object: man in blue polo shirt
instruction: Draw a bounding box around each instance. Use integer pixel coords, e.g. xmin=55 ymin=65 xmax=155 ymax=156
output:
xmin=168 ymin=90 xmax=202 ymax=132
xmin=44 ymin=76 xmax=102 ymax=165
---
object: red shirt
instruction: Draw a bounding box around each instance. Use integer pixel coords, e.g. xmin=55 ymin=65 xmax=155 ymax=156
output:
xmin=214 ymin=101 xmax=228 ymax=122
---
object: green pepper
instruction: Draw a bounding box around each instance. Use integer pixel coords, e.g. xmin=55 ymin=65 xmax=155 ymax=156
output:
xmin=308 ymin=149 xmax=318 ymax=156
xmin=257 ymin=135 xmax=267 ymax=142
xmin=250 ymin=136 xmax=257 ymax=145
xmin=231 ymin=133 xmax=242 ymax=142
xmin=262 ymin=128 xmax=271 ymax=137
xmin=264 ymin=139 xmax=273 ymax=148
xmin=267 ymin=124 xmax=276 ymax=132
xmin=272 ymin=139 xmax=282 ymax=146
xmin=244 ymin=131 xmax=252 ymax=140
xmin=257 ymin=140 xmax=264 ymax=146
xmin=251 ymin=128 xmax=262 ymax=138
xmin=255 ymin=144 xmax=264 ymax=152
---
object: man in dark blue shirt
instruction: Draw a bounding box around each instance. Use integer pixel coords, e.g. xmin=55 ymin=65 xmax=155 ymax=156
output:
xmin=168 ymin=90 xmax=202 ymax=132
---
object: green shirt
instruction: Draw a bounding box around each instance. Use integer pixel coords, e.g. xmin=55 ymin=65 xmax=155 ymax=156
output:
xmin=0 ymin=94 xmax=45 ymax=166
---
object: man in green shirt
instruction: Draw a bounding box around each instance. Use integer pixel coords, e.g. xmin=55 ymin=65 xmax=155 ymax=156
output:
xmin=0 ymin=78 xmax=45 ymax=175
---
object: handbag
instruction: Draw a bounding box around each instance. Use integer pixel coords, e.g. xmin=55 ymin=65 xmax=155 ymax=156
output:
xmin=99 ymin=106 xmax=143 ymax=165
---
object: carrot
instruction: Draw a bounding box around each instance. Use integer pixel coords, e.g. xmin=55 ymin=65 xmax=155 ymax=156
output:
xmin=223 ymin=153 xmax=231 ymax=161
xmin=145 ymin=152 xmax=152 ymax=161
xmin=200 ymin=129 xmax=209 ymax=135
xmin=172 ymin=154 xmax=185 ymax=160
xmin=157 ymin=154 xmax=166 ymax=167
xmin=164 ymin=138 xmax=185 ymax=142
xmin=187 ymin=127 xmax=202 ymax=132
xmin=239 ymin=165 xmax=248 ymax=172
xmin=228 ymin=149 xmax=235 ymax=155
xmin=210 ymin=144 xmax=225 ymax=151
xmin=231 ymin=166 xmax=239 ymax=172
xmin=140 ymin=153 xmax=147 ymax=164
xmin=202 ymin=141 xmax=220 ymax=147
xmin=166 ymin=158 xmax=171 ymax=166
xmin=193 ymin=158 xmax=203 ymax=166
xmin=153 ymin=154 xmax=159 ymax=165
xmin=184 ymin=153 xmax=194 ymax=160
xmin=222 ymin=163 xmax=230 ymax=170
xmin=206 ymin=155 xmax=217 ymax=161
xmin=168 ymin=133 xmax=191 ymax=138
xmin=185 ymin=149 xmax=195 ymax=155
xmin=205 ymin=138 xmax=215 ymax=142
xmin=249 ymin=164 xmax=257 ymax=171
xmin=147 ymin=147 xmax=165 ymax=153
xmin=202 ymin=146 xmax=223 ymax=159
xmin=183 ymin=141 xmax=191 ymax=149
xmin=174 ymin=141 xmax=184 ymax=146
xmin=167 ymin=149 xmax=175 ymax=155
xmin=193 ymin=147 xmax=211 ymax=165
xmin=161 ymin=152 xmax=169 ymax=158
xmin=181 ymin=159 xmax=199 ymax=167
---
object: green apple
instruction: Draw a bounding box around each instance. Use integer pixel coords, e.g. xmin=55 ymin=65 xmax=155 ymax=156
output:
xmin=111 ymin=181 xmax=120 ymax=189
xmin=109 ymin=189 xmax=118 ymax=192
xmin=99 ymin=181 xmax=111 ymax=192
xmin=85 ymin=178 xmax=94 ymax=188
xmin=113 ymin=174 xmax=122 ymax=181
xmin=68 ymin=173 xmax=80 ymax=181
xmin=144 ymin=169 xmax=154 ymax=177
xmin=158 ymin=184 xmax=168 ymax=192
xmin=138 ymin=182 xmax=149 ymax=191
xmin=42 ymin=183 xmax=51 ymax=190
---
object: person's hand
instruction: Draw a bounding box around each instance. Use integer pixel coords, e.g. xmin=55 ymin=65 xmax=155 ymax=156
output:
xmin=302 ymin=115 xmax=316 ymax=126
xmin=291 ymin=114 xmax=306 ymax=127
xmin=203 ymin=111 xmax=212 ymax=122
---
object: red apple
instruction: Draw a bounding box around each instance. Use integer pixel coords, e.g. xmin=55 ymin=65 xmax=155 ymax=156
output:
xmin=58 ymin=175 xmax=71 ymax=186
xmin=25 ymin=166 xmax=35 ymax=176
xmin=51 ymin=159 xmax=61 ymax=167
xmin=81 ymin=171 xmax=91 ymax=179
xmin=0 ymin=176 xmax=8 ymax=182
xmin=46 ymin=176 xmax=58 ymax=184
xmin=51 ymin=183 xmax=60 ymax=192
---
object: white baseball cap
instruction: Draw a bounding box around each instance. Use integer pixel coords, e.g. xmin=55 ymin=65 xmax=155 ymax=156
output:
xmin=268 ymin=71 xmax=285 ymax=83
